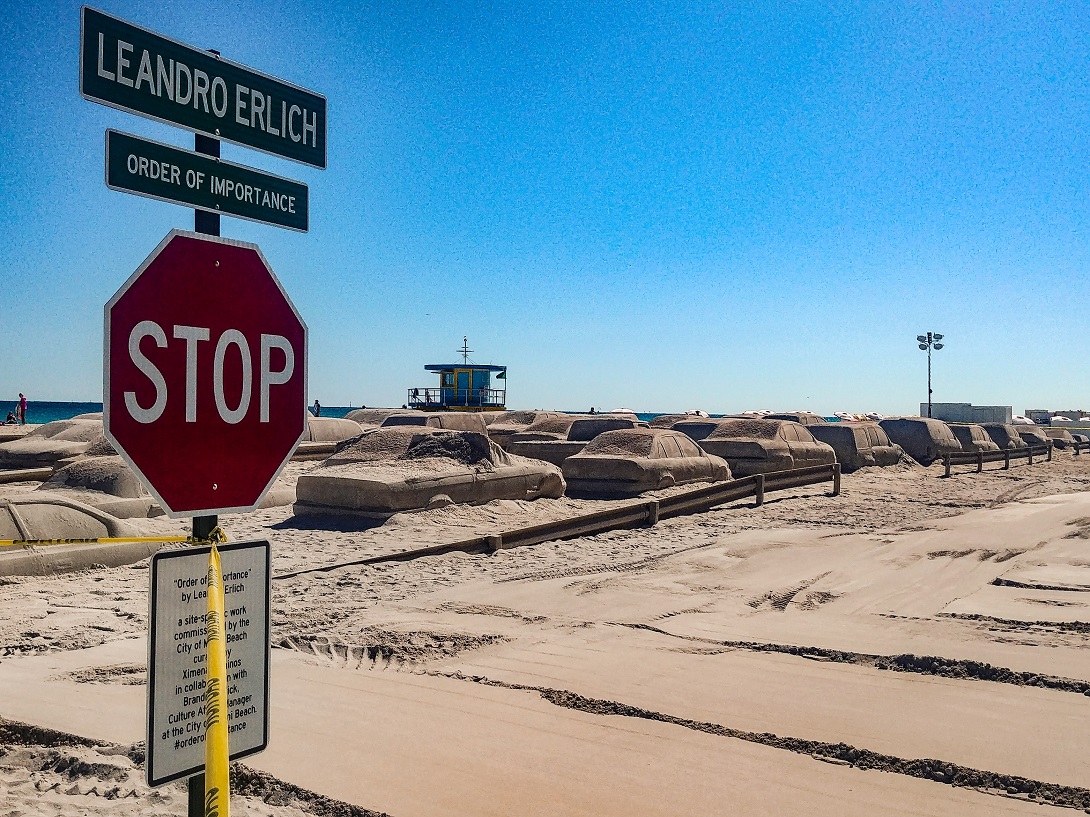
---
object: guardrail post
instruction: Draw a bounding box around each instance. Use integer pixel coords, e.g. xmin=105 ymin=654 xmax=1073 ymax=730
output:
xmin=1028 ymin=447 xmax=1034 ymax=465
xmin=484 ymin=535 xmax=503 ymax=553
xmin=1048 ymin=443 xmax=1053 ymax=462
xmin=976 ymin=451 xmax=983 ymax=473
xmin=944 ymin=454 xmax=951 ymax=478
xmin=754 ymin=474 xmax=765 ymax=507
xmin=831 ymin=463 xmax=841 ymax=496
xmin=1004 ymin=450 xmax=1010 ymax=469
xmin=646 ymin=500 xmax=660 ymax=526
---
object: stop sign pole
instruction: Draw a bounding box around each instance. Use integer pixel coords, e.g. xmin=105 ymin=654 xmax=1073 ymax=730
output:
xmin=188 ymin=112 xmax=220 ymax=817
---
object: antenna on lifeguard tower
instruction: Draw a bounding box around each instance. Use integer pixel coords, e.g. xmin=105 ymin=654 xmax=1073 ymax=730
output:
xmin=458 ymin=336 xmax=473 ymax=364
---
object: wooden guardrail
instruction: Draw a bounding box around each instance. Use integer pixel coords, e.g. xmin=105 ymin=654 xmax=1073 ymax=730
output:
xmin=1072 ymin=440 xmax=1090 ymax=456
xmin=943 ymin=443 xmax=1052 ymax=477
xmin=276 ymin=463 xmax=840 ymax=577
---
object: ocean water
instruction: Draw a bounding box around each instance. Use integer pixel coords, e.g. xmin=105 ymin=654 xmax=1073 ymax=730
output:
xmin=2 ymin=400 xmax=104 ymax=425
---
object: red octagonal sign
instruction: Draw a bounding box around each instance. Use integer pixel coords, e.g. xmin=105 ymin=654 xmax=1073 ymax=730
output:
xmin=104 ymin=230 xmax=307 ymax=517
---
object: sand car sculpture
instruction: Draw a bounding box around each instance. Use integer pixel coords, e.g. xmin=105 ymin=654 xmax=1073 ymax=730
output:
xmin=948 ymin=424 xmax=1001 ymax=454
xmin=381 ymin=411 xmax=489 ymax=434
xmin=344 ymin=407 xmax=427 ymax=429
xmin=979 ymin=423 xmax=1029 ymax=450
xmin=1043 ymin=428 xmax=1076 ymax=450
xmin=485 ymin=411 xmax=567 ymax=450
xmin=505 ymin=415 xmax=585 ymax=442
xmin=506 ymin=417 xmax=648 ymax=466
xmin=671 ymin=418 xmax=835 ymax=477
xmin=877 ymin=418 xmax=962 ymax=466
xmin=0 ymin=416 xmax=105 ymax=469
xmin=1014 ymin=425 xmax=1051 ymax=447
xmin=563 ymin=428 xmax=730 ymax=498
xmin=292 ymin=427 xmax=565 ymax=518
xmin=808 ymin=422 xmax=902 ymax=472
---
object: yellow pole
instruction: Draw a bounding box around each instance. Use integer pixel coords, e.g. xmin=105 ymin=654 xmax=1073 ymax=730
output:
xmin=203 ymin=543 xmax=231 ymax=817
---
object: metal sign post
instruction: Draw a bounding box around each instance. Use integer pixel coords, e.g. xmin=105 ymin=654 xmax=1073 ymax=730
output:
xmin=189 ymin=120 xmax=220 ymax=816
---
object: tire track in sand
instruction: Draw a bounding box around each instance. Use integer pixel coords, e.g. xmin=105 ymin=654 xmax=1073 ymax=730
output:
xmin=433 ymin=671 xmax=1090 ymax=812
xmin=614 ymin=622 xmax=1090 ymax=696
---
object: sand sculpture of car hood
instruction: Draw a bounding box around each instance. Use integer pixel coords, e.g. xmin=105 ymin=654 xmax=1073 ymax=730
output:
xmin=293 ymin=427 xmax=566 ymax=518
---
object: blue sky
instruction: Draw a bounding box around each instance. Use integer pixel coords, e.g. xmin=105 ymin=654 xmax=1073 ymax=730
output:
xmin=3 ymin=1 xmax=1089 ymax=414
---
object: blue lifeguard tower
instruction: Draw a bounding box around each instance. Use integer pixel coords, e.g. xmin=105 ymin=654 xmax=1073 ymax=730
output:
xmin=407 ymin=338 xmax=507 ymax=412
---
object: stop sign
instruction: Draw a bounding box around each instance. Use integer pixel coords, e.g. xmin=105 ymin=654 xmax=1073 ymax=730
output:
xmin=104 ymin=230 xmax=307 ymax=517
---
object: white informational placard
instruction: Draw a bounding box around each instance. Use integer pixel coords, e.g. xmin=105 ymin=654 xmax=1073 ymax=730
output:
xmin=147 ymin=540 xmax=270 ymax=787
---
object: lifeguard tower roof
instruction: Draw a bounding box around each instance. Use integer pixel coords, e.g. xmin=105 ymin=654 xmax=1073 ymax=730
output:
xmin=424 ymin=364 xmax=507 ymax=373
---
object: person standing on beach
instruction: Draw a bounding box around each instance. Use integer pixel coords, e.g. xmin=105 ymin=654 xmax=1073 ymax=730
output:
xmin=17 ymin=393 xmax=26 ymax=425
xmin=311 ymin=399 xmax=321 ymax=417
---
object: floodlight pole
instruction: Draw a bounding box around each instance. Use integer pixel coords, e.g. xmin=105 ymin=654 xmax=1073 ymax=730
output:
xmin=917 ymin=331 xmax=944 ymax=418
xmin=927 ymin=343 xmax=932 ymax=418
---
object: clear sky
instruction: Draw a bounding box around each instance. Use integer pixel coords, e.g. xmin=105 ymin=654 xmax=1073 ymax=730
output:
xmin=3 ymin=2 xmax=1089 ymax=415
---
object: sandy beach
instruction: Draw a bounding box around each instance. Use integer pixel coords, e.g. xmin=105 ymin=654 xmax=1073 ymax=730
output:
xmin=2 ymin=452 xmax=1090 ymax=815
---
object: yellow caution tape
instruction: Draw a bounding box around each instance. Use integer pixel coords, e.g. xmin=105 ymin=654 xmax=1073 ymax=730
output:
xmin=203 ymin=541 xmax=231 ymax=817
xmin=0 ymin=527 xmax=229 ymax=548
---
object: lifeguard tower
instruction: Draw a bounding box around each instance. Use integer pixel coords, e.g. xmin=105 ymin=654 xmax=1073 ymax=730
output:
xmin=407 ymin=338 xmax=507 ymax=412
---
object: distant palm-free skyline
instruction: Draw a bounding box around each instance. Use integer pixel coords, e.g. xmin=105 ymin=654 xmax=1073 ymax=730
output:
xmin=3 ymin=2 xmax=1088 ymax=415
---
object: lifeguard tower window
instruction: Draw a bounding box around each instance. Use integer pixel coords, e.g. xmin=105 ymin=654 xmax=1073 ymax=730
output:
xmin=443 ymin=373 xmax=455 ymax=387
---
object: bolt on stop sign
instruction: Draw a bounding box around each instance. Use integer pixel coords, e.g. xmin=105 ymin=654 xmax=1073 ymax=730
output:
xmin=104 ymin=230 xmax=307 ymax=517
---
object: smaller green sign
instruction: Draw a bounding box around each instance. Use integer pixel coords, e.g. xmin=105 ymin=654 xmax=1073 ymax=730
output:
xmin=106 ymin=130 xmax=308 ymax=232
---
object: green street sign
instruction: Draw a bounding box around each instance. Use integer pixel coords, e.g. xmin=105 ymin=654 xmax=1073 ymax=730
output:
xmin=81 ymin=6 xmax=327 ymax=169
xmin=106 ymin=130 xmax=309 ymax=232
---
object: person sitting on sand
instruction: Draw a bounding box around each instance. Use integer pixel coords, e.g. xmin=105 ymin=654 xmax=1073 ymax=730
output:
xmin=3 ymin=412 xmax=15 ymax=425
